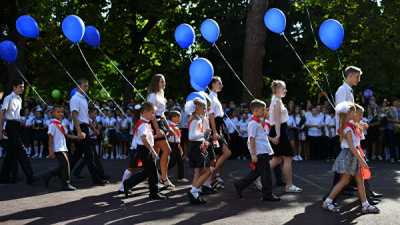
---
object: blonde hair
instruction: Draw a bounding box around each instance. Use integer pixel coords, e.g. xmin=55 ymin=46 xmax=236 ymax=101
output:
xmin=338 ymin=104 xmax=356 ymax=141
xmin=271 ymin=80 xmax=286 ymax=94
xmin=354 ymin=103 xmax=364 ymax=113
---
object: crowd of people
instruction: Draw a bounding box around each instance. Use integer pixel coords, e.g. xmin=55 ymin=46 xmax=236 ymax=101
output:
xmin=0 ymin=66 xmax=388 ymax=214
xmin=1 ymin=86 xmax=399 ymax=164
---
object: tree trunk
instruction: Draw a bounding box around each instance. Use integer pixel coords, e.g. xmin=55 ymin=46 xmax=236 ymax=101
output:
xmin=242 ymin=0 xmax=269 ymax=101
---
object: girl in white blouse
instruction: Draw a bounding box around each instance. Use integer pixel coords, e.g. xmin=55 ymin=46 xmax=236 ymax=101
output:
xmin=147 ymin=74 xmax=174 ymax=189
xmin=268 ymin=80 xmax=302 ymax=193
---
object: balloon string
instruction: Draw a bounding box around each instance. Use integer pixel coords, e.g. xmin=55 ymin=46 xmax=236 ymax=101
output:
xmin=77 ymin=44 xmax=126 ymax=116
xmin=336 ymin=52 xmax=346 ymax=81
xmin=213 ymin=44 xmax=256 ymax=99
xmin=99 ymin=48 xmax=145 ymax=101
xmin=304 ymin=3 xmax=319 ymax=48
xmin=40 ymin=40 xmax=105 ymax=117
xmin=282 ymin=34 xmax=335 ymax=108
xmin=322 ymin=72 xmax=335 ymax=105
xmin=15 ymin=67 xmax=48 ymax=106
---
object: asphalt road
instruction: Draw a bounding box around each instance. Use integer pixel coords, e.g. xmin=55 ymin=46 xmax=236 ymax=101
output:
xmin=0 ymin=159 xmax=399 ymax=225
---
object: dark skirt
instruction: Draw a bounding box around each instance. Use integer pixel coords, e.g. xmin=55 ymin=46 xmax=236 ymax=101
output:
xmin=269 ymin=122 xmax=293 ymax=157
xmin=151 ymin=116 xmax=168 ymax=141
xmin=188 ymin=141 xmax=210 ymax=168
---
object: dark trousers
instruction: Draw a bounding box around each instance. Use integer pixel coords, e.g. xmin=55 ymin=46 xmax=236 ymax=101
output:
xmin=45 ymin=152 xmax=71 ymax=185
xmin=308 ymin=136 xmax=322 ymax=160
xmin=168 ymin=142 xmax=184 ymax=179
xmin=125 ymin=146 xmax=159 ymax=195
xmin=70 ymin=124 xmax=103 ymax=183
xmin=236 ymin=154 xmax=273 ymax=197
xmin=73 ymin=139 xmax=106 ymax=178
xmin=0 ymin=121 xmax=34 ymax=182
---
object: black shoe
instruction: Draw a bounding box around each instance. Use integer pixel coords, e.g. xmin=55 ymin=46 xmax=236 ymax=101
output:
xmin=233 ymin=182 xmax=243 ymax=199
xmin=187 ymin=192 xmax=206 ymax=205
xmin=262 ymin=194 xmax=281 ymax=202
xmin=123 ymin=181 xmax=129 ymax=198
xmin=367 ymin=198 xmax=380 ymax=205
xmin=200 ymin=185 xmax=217 ymax=195
xmin=369 ymin=191 xmax=383 ymax=198
xmin=149 ymin=193 xmax=167 ymax=200
xmin=62 ymin=184 xmax=77 ymax=191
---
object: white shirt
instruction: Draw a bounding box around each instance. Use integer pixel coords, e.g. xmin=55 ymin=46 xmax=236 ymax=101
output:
xmin=209 ymin=91 xmax=224 ymax=118
xmin=70 ymin=92 xmax=89 ymax=124
xmin=130 ymin=117 xmax=154 ymax=150
xmin=1 ymin=92 xmax=22 ymax=121
xmin=238 ymin=119 xmax=249 ymax=138
xmin=324 ymin=115 xmax=336 ymax=138
xmin=269 ymin=95 xmax=289 ymax=125
xmin=102 ymin=116 xmax=117 ymax=129
xmin=335 ymin=82 xmax=354 ymax=132
xmin=189 ymin=115 xmax=207 ymax=142
xmin=247 ymin=120 xmax=274 ymax=155
xmin=224 ymin=117 xmax=237 ymax=134
xmin=168 ymin=120 xmax=181 ymax=143
xmin=147 ymin=93 xmax=166 ymax=117
xmin=61 ymin=118 xmax=71 ymax=134
xmin=288 ymin=115 xmax=301 ymax=128
xmin=48 ymin=120 xmax=68 ymax=152
xmin=306 ymin=114 xmax=324 ymax=137
xmin=341 ymin=126 xmax=361 ymax=149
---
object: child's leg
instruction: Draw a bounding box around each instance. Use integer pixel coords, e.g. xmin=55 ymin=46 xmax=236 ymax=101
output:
xmin=177 ymin=148 xmax=185 ymax=179
xmin=327 ymin=174 xmax=351 ymax=200
xmin=259 ymin=155 xmax=273 ymax=197
xmin=282 ymin=156 xmax=293 ymax=187
xmin=155 ymin=140 xmax=171 ymax=181
xmin=354 ymin=174 xmax=367 ymax=203
xmin=55 ymin=152 xmax=71 ymax=186
xmin=269 ymin=156 xmax=282 ymax=169
xmin=193 ymin=167 xmax=211 ymax=188
xmin=119 ymin=168 xmax=133 ymax=191
xmin=214 ymin=144 xmax=231 ymax=172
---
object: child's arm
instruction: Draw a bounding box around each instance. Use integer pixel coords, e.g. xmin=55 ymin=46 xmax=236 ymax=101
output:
xmin=48 ymin=134 xmax=55 ymax=159
xmin=345 ymin=131 xmax=368 ymax=168
xmin=141 ymin=135 xmax=158 ymax=159
xmin=249 ymin=137 xmax=257 ymax=163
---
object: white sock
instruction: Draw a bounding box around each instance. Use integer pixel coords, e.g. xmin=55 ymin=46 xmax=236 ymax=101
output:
xmin=362 ymin=201 xmax=370 ymax=208
xmin=119 ymin=169 xmax=132 ymax=191
xmin=325 ymin=198 xmax=333 ymax=204
xmin=190 ymin=186 xmax=200 ymax=198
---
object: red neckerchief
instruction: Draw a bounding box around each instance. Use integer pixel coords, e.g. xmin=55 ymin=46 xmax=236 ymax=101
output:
xmin=51 ymin=119 xmax=66 ymax=136
xmin=252 ymin=116 xmax=266 ymax=128
xmin=132 ymin=118 xmax=151 ymax=135
xmin=344 ymin=122 xmax=362 ymax=138
xmin=169 ymin=122 xmax=181 ymax=138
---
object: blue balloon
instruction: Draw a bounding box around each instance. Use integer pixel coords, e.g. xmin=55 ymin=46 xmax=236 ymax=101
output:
xmin=190 ymin=79 xmax=207 ymax=91
xmin=200 ymin=19 xmax=220 ymax=44
xmin=0 ymin=40 xmax=18 ymax=63
xmin=264 ymin=8 xmax=286 ymax=34
xmin=83 ymin=26 xmax=101 ymax=48
xmin=186 ymin=91 xmax=206 ymax=102
xmin=189 ymin=58 xmax=214 ymax=89
xmin=319 ymin=19 xmax=344 ymax=51
xmin=16 ymin=15 xmax=40 ymax=39
xmin=70 ymin=88 xmax=77 ymax=97
xmin=174 ymin=23 xmax=195 ymax=49
xmin=62 ymin=15 xmax=85 ymax=43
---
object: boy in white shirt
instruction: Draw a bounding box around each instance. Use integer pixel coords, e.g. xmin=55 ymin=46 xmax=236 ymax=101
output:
xmin=43 ymin=105 xmax=82 ymax=191
xmin=305 ymin=107 xmax=325 ymax=160
xmin=233 ymin=99 xmax=280 ymax=202
xmin=123 ymin=102 xmax=165 ymax=200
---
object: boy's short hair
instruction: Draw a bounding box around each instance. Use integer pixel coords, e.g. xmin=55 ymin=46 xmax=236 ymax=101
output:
xmin=250 ymin=99 xmax=266 ymax=112
xmin=77 ymin=78 xmax=89 ymax=85
xmin=168 ymin=110 xmax=181 ymax=120
xmin=12 ymin=78 xmax=24 ymax=88
xmin=141 ymin=102 xmax=155 ymax=113
xmin=345 ymin=66 xmax=362 ymax=77
xmin=52 ymin=105 xmax=64 ymax=112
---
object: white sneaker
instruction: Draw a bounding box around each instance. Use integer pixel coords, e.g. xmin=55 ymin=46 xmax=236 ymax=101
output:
xmin=371 ymin=155 xmax=377 ymax=160
xmin=177 ymin=178 xmax=190 ymax=183
xmin=110 ymin=155 xmax=114 ymax=160
xmin=298 ymin=155 xmax=303 ymax=161
xmin=286 ymin=184 xmax=303 ymax=193
xmin=293 ymin=156 xmax=299 ymax=161
xmin=160 ymin=178 xmax=175 ymax=190
xmin=103 ymin=154 xmax=109 ymax=160
xmin=377 ymin=156 xmax=383 ymax=161
xmin=322 ymin=201 xmax=340 ymax=212
xmin=32 ymin=154 xmax=38 ymax=159
xmin=362 ymin=204 xmax=380 ymax=214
